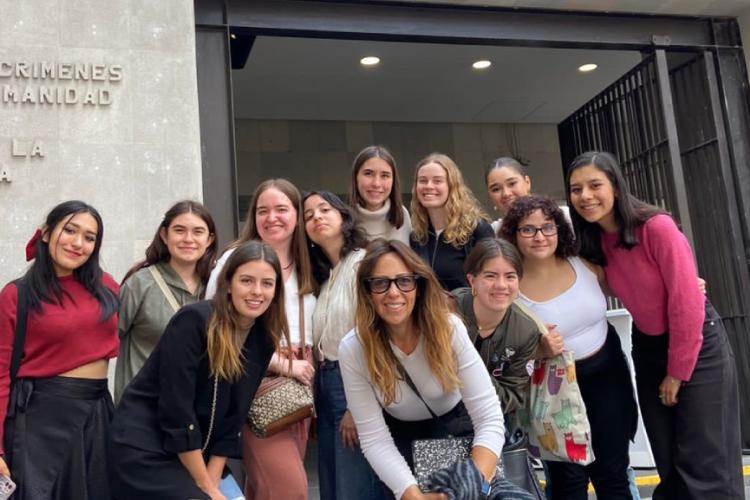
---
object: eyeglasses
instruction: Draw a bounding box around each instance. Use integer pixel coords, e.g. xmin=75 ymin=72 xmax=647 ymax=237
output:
xmin=363 ymin=275 xmax=421 ymax=294
xmin=516 ymin=223 xmax=558 ymax=238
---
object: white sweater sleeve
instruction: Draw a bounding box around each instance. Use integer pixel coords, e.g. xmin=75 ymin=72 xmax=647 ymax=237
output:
xmin=338 ymin=332 xmax=418 ymax=499
xmin=450 ymin=315 xmax=506 ymax=457
xmin=204 ymin=248 xmax=235 ymax=299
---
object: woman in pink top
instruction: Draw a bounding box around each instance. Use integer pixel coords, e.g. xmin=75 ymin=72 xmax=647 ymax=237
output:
xmin=566 ymin=151 xmax=743 ymax=500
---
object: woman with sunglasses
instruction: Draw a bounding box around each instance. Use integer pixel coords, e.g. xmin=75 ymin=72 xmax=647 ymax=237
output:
xmin=302 ymin=191 xmax=381 ymax=500
xmin=339 ymin=239 xmax=520 ymax=500
xmin=500 ymin=195 xmax=637 ymax=499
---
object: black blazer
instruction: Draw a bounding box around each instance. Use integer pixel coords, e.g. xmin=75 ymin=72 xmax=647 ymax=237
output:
xmin=110 ymin=301 xmax=274 ymax=458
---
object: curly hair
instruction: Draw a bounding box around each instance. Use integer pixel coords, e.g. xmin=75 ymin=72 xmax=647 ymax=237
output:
xmin=355 ymin=239 xmax=459 ymax=406
xmin=410 ymin=153 xmax=489 ymax=248
xmin=499 ymin=195 xmax=576 ymax=259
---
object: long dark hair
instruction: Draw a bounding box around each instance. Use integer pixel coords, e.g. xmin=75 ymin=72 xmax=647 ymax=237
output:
xmin=23 ymin=200 xmax=118 ymax=320
xmin=347 ymin=145 xmax=405 ymax=229
xmin=302 ymin=190 xmax=368 ymax=286
xmin=565 ymin=151 xmax=664 ymax=265
xmin=208 ymin=241 xmax=290 ymax=381
xmin=122 ymin=200 xmax=218 ymax=286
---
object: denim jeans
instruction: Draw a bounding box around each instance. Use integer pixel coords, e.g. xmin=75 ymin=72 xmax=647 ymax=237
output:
xmin=316 ymin=361 xmax=382 ymax=500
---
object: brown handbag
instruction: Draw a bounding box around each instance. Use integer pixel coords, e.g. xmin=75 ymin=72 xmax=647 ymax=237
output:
xmin=247 ymin=295 xmax=315 ymax=438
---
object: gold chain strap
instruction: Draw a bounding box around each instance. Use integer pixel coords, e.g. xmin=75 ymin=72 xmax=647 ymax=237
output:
xmin=201 ymin=376 xmax=219 ymax=453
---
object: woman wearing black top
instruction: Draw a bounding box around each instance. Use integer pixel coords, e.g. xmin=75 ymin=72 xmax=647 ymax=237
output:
xmin=108 ymin=241 xmax=290 ymax=500
xmin=410 ymin=153 xmax=494 ymax=290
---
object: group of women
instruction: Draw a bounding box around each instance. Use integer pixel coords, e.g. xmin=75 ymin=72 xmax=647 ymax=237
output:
xmin=0 ymin=144 xmax=743 ymax=500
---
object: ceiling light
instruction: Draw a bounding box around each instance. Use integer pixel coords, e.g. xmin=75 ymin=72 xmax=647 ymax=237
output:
xmin=578 ymin=63 xmax=598 ymax=73
xmin=230 ymin=33 xmax=236 ymax=40
xmin=360 ymin=56 xmax=380 ymax=66
xmin=472 ymin=60 xmax=492 ymax=70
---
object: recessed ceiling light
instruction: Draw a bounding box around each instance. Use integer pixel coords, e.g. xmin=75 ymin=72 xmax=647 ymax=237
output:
xmin=578 ymin=63 xmax=598 ymax=73
xmin=472 ymin=60 xmax=492 ymax=70
xmin=230 ymin=33 xmax=236 ymax=40
xmin=360 ymin=56 xmax=380 ymax=66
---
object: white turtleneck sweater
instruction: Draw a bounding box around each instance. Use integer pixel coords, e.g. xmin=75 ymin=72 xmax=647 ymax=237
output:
xmin=356 ymin=199 xmax=412 ymax=245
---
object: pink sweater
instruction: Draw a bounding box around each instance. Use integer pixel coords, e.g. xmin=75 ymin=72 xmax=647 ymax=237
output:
xmin=601 ymin=214 xmax=704 ymax=381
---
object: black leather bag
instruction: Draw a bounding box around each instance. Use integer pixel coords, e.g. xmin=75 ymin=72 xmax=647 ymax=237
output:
xmin=501 ymin=433 xmax=544 ymax=500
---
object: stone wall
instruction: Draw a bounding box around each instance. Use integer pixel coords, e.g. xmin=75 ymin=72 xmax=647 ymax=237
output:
xmin=0 ymin=0 xmax=203 ymax=286
xmin=235 ymin=119 xmax=564 ymax=220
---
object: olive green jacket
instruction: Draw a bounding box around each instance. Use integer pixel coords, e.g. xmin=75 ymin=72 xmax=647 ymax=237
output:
xmin=114 ymin=262 xmax=204 ymax=403
xmin=451 ymin=287 xmax=543 ymax=414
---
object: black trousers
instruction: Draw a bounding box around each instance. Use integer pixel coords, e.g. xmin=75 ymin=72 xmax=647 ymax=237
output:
xmin=546 ymin=325 xmax=637 ymax=500
xmin=5 ymin=376 xmax=114 ymax=500
xmin=632 ymin=302 xmax=744 ymax=500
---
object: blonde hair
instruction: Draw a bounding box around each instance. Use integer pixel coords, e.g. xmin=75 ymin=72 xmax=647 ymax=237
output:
xmin=410 ymin=153 xmax=489 ymax=248
xmin=207 ymin=241 xmax=290 ymax=381
xmin=234 ymin=179 xmax=316 ymax=295
xmin=355 ymin=239 xmax=459 ymax=406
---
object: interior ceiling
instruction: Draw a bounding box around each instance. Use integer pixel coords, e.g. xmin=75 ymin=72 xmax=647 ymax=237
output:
xmin=382 ymin=0 xmax=750 ymax=17
xmin=233 ymin=37 xmax=641 ymax=124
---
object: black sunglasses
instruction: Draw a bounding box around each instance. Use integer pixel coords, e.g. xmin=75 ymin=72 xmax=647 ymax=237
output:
xmin=363 ymin=275 xmax=421 ymax=294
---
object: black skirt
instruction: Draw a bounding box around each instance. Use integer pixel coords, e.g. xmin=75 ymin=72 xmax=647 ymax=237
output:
xmin=4 ymin=376 xmax=114 ymax=500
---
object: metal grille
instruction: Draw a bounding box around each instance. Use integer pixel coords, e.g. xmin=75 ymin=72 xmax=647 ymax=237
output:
xmin=559 ymin=55 xmax=680 ymax=216
xmin=560 ymin=50 xmax=750 ymax=446
xmin=670 ymin=53 xmax=750 ymax=446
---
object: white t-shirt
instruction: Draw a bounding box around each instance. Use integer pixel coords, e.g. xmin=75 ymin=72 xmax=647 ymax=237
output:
xmin=338 ymin=314 xmax=505 ymax=499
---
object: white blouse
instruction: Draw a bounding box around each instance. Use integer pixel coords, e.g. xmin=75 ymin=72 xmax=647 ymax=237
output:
xmin=338 ymin=314 xmax=505 ymax=499
xmin=312 ymin=249 xmax=365 ymax=361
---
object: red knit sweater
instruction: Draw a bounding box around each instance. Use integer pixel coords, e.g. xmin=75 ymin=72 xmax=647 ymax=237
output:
xmin=0 ymin=274 xmax=119 ymax=452
xmin=601 ymin=214 xmax=705 ymax=381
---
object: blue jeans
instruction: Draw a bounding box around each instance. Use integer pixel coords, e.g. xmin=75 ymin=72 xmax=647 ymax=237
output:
xmin=316 ymin=361 xmax=382 ymax=500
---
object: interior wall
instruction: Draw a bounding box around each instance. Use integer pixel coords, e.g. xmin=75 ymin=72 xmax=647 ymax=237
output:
xmin=235 ymin=119 xmax=564 ymax=219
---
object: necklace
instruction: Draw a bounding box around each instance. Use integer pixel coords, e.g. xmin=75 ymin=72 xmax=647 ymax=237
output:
xmin=281 ymin=260 xmax=294 ymax=270
xmin=477 ymin=322 xmax=499 ymax=332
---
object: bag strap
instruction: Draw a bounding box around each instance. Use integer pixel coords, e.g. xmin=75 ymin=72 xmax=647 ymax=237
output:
xmin=298 ymin=294 xmax=304 ymax=348
xmin=148 ymin=265 xmax=180 ymax=313
xmin=393 ymin=357 xmax=439 ymax=421
xmin=11 ymin=279 xmax=29 ymax=383
xmin=201 ymin=375 xmax=219 ymax=453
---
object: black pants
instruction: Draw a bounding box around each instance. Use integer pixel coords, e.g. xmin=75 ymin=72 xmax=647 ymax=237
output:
xmin=547 ymin=326 xmax=637 ymax=500
xmin=632 ymin=302 xmax=744 ymax=500
xmin=5 ymin=376 xmax=114 ymax=500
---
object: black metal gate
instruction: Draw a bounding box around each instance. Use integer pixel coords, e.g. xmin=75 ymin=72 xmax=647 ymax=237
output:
xmin=559 ymin=50 xmax=750 ymax=446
